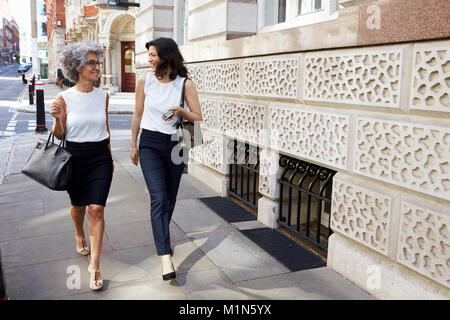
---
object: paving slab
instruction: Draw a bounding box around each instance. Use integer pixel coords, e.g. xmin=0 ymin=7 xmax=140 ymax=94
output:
xmin=4 ymin=256 xmax=92 ymax=300
xmin=177 ymin=174 xmax=219 ymax=200
xmin=0 ymin=199 xmax=44 ymax=221
xmin=86 ymin=241 xmax=216 ymax=289
xmin=235 ymin=267 xmax=375 ymax=300
xmin=175 ymin=269 xmax=253 ymax=300
xmin=2 ymin=230 xmax=112 ymax=269
xmin=172 ymin=199 xmax=230 ymax=233
xmin=62 ymin=277 xmax=187 ymax=300
xmin=188 ymin=228 xmax=290 ymax=283
xmin=105 ymin=219 xmax=188 ymax=251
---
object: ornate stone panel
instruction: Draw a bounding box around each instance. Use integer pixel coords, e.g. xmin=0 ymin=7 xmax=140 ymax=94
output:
xmin=397 ymin=200 xmax=450 ymax=288
xmin=268 ymin=106 xmax=350 ymax=169
xmin=410 ymin=42 xmax=450 ymax=112
xmin=189 ymin=133 xmax=226 ymax=174
xmin=199 ymin=97 xmax=217 ymax=132
xmin=217 ymin=100 xmax=266 ymax=146
xmin=330 ymin=177 xmax=393 ymax=256
xmin=204 ymin=61 xmax=241 ymax=95
xmin=354 ymin=116 xmax=450 ymax=200
xmin=187 ymin=63 xmax=205 ymax=92
xmin=304 ymin=47 xmax=404 ymax=108
xmin=243 ymin=56 xmax=299 ymax=99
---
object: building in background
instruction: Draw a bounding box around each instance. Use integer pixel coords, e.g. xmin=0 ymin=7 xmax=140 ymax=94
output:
xmin=45 ymin=0 xmax=65 ymax=81
xmin=36 ymin=0 xmax=48 ymax=78
xmin=65 ymin=0 xmax=137 ymax=93
xmin=0 ymin=0 xmax=20 ymax=65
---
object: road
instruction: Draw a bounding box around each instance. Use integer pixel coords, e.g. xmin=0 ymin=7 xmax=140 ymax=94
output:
xmin=0 ymin=63 xmax=132 ymax=142
xmin=0 ymin=63 xmax=29 ymax=105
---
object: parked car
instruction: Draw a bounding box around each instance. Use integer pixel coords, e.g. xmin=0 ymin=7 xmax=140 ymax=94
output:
xmin=17 ymin=63 xmax=31 ymax=73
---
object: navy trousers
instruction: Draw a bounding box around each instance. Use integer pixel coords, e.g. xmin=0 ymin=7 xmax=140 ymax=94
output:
xmin=139 ymin=129 xmax=185 ymax=256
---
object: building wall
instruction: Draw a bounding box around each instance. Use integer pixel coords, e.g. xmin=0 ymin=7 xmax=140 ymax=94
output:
xmin=46 ymin=0 xmax=66 ymax=81
xmin=179 ymin=0 xmax=450 ymax=299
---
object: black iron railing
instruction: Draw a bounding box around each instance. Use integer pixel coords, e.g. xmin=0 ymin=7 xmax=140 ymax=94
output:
xmin=228 ymin=139 xmax=262 ymax=209
xmin=277 ymin=155 xmax=336 ymax=251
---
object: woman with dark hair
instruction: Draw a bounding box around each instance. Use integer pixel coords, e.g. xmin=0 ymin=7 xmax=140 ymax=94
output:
xmin=130 ymin=37 xmax=202 ymax=281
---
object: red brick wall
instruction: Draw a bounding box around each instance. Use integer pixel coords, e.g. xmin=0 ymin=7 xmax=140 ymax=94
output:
xmin=82 ymin=5 xmax=98 ymax=17
xmin=44 ymin=0 xmax=66 ymax=39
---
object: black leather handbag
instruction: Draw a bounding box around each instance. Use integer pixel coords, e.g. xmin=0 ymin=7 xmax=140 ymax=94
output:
xmin=175 ymin=78 xmax=203 ymax=148
xmin=21 ymin=133 xmax=72 ymax=191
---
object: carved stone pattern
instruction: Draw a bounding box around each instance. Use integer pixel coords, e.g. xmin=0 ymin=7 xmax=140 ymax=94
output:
xmin=355 ymin=117 xmax=450 ymax=200
xmin=258 ymin=149 xmax=280 ymax=199
xmin=217 ymin=100 xmax=234 ymax=134
xmin=243 ymin=57 xmax=298 ymax=98
xmin=204 ymin=62 xmax=240 ymax=94
xmin=199 ymin=97 xmax=217 ymax=132
xmin=410 ymin=46 xmax=450 ymax=112
xmin=330 ymin=179 xmax=391 ymax=255
xmin=187 ymin=64 xmax=204 ymax=92
xmin=304 ymin=50 xmax=402 ymax=107
xmin=397 ymin=201 xmax=450 ymax=288
xmin=189 ymin=134 xmax=224 ymax=173
xmin=269 ymin=107 xmax=349 ymax=169
xmin=218 ymin=102 xmax=265 ymax=145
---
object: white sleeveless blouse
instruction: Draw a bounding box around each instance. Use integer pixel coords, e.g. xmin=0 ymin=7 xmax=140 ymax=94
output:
xmin=140 ymin=72 xmax=188 ymax=135
xmin=59 ymin=87 xmax=109 ymax=142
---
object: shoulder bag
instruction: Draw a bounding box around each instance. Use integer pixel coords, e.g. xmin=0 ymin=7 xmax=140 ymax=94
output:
xmin=175 ymin=78 xmax=203 ymax=148
xmin=21 ymin=133 xmax=72 ymax=191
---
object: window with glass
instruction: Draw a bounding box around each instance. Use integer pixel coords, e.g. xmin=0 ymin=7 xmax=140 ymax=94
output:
xmin=259 ymin=0 xmax=339 ymax=32
xmin=175 ymin=0 xmax=186 ymax=45
xmin=264 ymin=0 xmax=287 ymax=26
xmin=298 ymin=0 xmax=323 ymax=14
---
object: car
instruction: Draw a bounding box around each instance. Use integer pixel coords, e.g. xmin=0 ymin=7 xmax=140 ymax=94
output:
xmin=17 ymin=63 xmax=31 ymax=73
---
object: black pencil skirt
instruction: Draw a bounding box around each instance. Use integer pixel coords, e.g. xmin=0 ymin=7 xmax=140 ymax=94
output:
xmin=66 ymin=139 xmax=113 ymax=207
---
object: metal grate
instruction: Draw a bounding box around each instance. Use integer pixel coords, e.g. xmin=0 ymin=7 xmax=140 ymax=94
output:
xmin=228 ymin=139 xmax=262 ymax=210
xmin=277 ymin=155 xmax=336 ymax=251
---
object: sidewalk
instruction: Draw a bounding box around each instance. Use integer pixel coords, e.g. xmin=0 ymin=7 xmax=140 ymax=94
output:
xmin=12 ymin=80 xmax=135 ymax=114
xmin=0 ymin=129 xmax=374 ymax=300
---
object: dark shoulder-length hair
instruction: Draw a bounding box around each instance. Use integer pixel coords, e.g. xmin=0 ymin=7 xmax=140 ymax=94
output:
xmin=145 ymin=37 xmax=188 ymax=80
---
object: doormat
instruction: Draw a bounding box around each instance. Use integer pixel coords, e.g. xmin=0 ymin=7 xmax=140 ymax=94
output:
xmin=198 ymin=196 xmax=257 ymax=223
xmin=239 ymin=228 xmax=326 ymax=271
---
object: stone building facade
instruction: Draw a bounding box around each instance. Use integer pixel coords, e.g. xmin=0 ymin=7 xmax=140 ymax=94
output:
xmin=61 ymin=0 xmax=450 ymax=299
xmin=175 ymin=0 xmax=449 ymax=299
xmin=45 ymin=0 xmax=66 ymax=81
xmin=65 ymin=0 xmax=137 ymax=92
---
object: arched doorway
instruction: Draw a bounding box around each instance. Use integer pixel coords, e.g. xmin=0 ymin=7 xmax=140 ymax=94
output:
xmin=107 ymin=13 xmax=135 ymax=92
xmin=121 ymin=42 xmax=135 ymax=92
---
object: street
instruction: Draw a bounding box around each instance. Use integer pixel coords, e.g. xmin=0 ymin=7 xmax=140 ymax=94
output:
xmin=0 ymin=63 xmax=29 ymax=105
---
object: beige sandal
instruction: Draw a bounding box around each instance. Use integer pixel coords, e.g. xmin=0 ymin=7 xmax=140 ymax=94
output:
xmin=75 ymin=236 xmax=90 ymax=256
xmin=88 ymin=267 xmax=103 ymax=291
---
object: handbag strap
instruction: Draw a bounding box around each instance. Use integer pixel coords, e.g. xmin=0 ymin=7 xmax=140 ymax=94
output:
xmin=176 ymin=78 xmax=188 ymax=128
xmin=45 ymin=132 xmax=67 ymax=149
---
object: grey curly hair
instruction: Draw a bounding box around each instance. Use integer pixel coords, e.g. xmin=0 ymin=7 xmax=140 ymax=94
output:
xmin=60 ymin=40 xmax=104 ymax=83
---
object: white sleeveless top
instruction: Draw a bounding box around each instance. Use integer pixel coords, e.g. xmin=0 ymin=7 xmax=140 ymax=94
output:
xmin=59 ymin=87 xmax=109 ymax=142
xmin=140 ymin=72 xmax=188 ymax=135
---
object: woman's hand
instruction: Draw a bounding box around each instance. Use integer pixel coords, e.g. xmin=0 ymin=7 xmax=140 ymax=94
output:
xmin=162 ymin=106 xmax=184 ymax=121
xmin=130 ymin=146 xmax=139 ymax=166
xmin=49 ymin=99 xmax=64 ymax=119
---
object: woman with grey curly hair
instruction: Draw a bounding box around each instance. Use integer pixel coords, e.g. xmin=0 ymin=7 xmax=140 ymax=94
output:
xmin=50 ymin=40 xmax=113 ymax=291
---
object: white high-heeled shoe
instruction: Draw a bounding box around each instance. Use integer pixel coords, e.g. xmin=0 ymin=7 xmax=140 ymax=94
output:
xmin=75 ymin=235 xmax=90 ymax=256
xmin=88 ymin=267 xmax=103 ymax=290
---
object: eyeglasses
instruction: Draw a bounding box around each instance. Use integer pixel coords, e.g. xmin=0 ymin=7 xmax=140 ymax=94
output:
xmin=85 ymin=60 xmax=103 ymax=68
